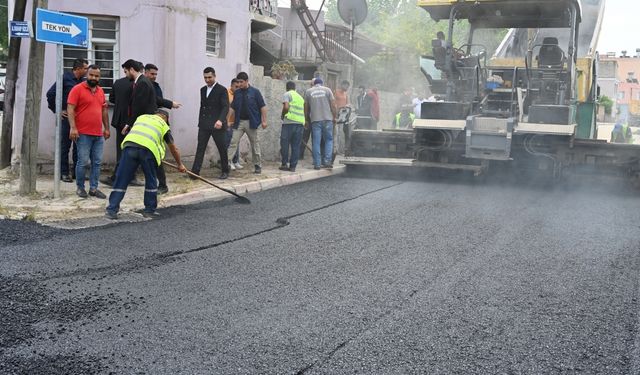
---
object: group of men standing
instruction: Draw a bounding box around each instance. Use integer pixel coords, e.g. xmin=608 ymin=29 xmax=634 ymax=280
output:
xmin=47 ymin=58 xmax=187 ymax=218
xmin=279 ymin=77 xmax=338 ymax=172
xmin=47 ymin=58 xmax=351 ymax=217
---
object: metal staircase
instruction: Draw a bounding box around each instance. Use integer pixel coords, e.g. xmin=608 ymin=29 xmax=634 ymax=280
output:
xmin=290 ymin=0 xmax=327 ymax=61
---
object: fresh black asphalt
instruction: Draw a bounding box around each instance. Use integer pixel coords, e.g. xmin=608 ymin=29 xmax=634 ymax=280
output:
xmin=1 ymin=173 xmax=640 ymax=374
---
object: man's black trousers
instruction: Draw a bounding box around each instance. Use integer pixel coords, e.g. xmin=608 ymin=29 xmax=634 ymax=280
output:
xmin=192 ymin=127 xmax=229 ymax=174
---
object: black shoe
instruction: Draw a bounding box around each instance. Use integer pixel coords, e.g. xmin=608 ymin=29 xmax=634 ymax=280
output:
xmin=89 ymin=189 xmax=106 ymax=199
xmin=321 ymin=164 xmax=334 ymax=169
xmin=130 ymin=178 xmax=145 ymax=187
xmin=289 ymin=167 xmax=296 ymax=172
xmin=105 ymin=210 xmax=118 ymax=220
xmin=61 ymin=174 xmax=73 ymax=183
xmin=100 ymin=176 xmax=114 ymax=187
xmin=158 ymin=186 xmax=169 ymax=195
xmin=254 ymin=166 xmax=262 ymax=174
xmin=218 ymin=173 xmax=228 ymax=180
xmin=279 ymin=165 xmax=289 ymax=171
xmin=141 ymin=211 xmax=160 ymax=218
xmin=76 ymin=188 xmax=88 ymax=198
xmin=313 ymin=166 xmax=321 ymax=170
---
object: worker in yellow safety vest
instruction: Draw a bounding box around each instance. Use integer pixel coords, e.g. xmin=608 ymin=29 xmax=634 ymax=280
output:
xmin=611 ymin=121 xmax=634 ymax=144
xmin=393 ymin=107 xmax=416 ymax=129
xmin=280 ymin=81 xmax=306 ymax=172
xmin=106 ymin=109 xmax=186 ymax=219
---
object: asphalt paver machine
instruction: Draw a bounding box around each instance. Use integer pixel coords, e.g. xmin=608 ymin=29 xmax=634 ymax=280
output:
xmin=343 ymin=0 xmax=640 ymax=185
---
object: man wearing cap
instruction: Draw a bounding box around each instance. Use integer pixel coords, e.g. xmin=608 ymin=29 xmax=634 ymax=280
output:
xmin=105 ymin=110 xmax=186 ymax=219
xmin=304 ymin=77 xmax=337 ymax=169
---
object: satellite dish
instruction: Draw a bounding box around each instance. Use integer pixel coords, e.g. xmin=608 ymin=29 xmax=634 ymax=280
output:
xmin=337 ymin=0 xmax=368 ymax=26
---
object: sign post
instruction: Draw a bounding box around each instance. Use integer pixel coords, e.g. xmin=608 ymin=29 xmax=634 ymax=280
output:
xmin=35 ymin=9 xmax=88 ymax=198
xmin=9 ymin=20 xmax=32 ymax=38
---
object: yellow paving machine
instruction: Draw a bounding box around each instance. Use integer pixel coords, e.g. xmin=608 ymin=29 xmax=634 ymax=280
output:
xmin=343 ymin=0 xmax=640 ymax=185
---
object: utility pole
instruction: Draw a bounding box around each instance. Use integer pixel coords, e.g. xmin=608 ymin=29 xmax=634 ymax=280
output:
xmin=0 ymin=0 xmax=27 ymax=168
xmin=19 ymin=0 xmax=47 ymax=195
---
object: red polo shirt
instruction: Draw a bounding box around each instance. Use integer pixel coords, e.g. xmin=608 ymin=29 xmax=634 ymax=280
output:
xmin=67 ymin=82 xmax=107 ymax=136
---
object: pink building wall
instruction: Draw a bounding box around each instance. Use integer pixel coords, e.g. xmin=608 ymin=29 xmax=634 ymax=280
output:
xmin=9 ymin=0 xmax=253 ymax=164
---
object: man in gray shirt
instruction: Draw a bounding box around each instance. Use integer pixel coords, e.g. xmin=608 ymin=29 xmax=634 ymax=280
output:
xmin=304 ymin=78 xmax=337 ymax=169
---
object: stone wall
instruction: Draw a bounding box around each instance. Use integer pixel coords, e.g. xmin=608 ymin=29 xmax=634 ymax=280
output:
xmin=192 ymin=65 xmax=403 ymax=166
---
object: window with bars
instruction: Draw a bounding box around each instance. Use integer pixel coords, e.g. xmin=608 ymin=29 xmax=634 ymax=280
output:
xmin=206 ymin=19 xmax=224 ymax=57
xmin=63 ymin=17 xmax=119 ymax=95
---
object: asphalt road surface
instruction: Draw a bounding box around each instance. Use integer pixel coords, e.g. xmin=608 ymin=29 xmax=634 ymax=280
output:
xmin=1 ymin=172 xmax=640 ymax=374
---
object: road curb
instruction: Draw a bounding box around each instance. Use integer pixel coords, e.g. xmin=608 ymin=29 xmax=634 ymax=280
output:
xmin=161 ymin=165 xmax=344 ymax=208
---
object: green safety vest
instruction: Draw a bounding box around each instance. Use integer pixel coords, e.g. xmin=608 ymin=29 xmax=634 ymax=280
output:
xmin=285 ymin=90 xmax=305 ymax=124
xmin=623 ymin=123 xmax=634 ymax=144
xmin=122 ymin=114 xmax=170 ymax=166
xmin=394 ymin=112 xmax=415 ymax=129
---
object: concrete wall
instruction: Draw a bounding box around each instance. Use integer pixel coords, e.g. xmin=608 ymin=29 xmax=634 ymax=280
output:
xmin=9 ymin=0 xmax=252 ymax=166
xmin=197 ymin=67 xmax=403 ymax=166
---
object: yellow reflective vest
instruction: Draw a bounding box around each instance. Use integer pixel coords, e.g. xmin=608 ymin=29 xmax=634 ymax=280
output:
xmin=285 ymin=90 xmax=305 ymax=124
xmin=122 ymin=114 xmax=170 ymax=166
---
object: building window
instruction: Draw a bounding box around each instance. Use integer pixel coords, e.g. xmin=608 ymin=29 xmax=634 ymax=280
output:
xmin=63 ymin=17 xmax=119 ymax=95
xmin=206 ymin=19 xmax=224 ymax=57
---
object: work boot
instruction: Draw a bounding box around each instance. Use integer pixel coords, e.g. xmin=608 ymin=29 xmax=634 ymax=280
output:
xmin=254 ymin=165 xmax=262 ymax=174
xmin=141 ymin=211 xmax=160 ymax=218
xmin=100 ymin=176 xmax=114 ymax=187
xmin=76 ymin=188 xmax=88 ymax=198
xmin=89 ymin=189 xmax=107 ymax=199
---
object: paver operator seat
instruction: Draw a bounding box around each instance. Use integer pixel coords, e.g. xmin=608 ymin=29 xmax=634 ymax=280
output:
xmin=537 ymin=37 xmax=565 ymax=68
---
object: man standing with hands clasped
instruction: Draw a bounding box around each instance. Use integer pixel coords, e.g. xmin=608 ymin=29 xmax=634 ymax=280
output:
xmin=305 ymin=77 xmax=337 ymax=170
xmin=191 ymin=67 xmax=230 ymax=179
xmin=67 ymin=64 xmax=110 ymax=199
xmin=227 ymin=72 xmax=267 ymax=174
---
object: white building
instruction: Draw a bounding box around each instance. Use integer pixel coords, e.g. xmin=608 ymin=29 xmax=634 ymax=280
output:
xmin=7 ymin=0 xmax=278 ymax=164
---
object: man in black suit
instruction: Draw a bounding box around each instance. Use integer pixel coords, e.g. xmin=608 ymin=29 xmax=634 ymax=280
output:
xmin=144 ymin=63 xmax=182 ymax=194
xmin=102 ymin=60 xmax=156 ymax=187
xmin=101 ymin=76 xmax=133 ymax=186
xmin=122 ymin=59 xmax=158 ymax=129
xmin=191 ymin=67 xmax=230 ymax=179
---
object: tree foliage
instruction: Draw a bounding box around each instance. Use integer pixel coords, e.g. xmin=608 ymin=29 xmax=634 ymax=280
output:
xmin=599 ymin=95 xmax=614 ymax=115
xmin=0 ymin=0 xmax=7 ymax=63
xmin=326 ymin=0 xmax=459 ymax=92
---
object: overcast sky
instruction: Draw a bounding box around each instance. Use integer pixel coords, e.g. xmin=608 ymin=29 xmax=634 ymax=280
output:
xmin=281 ymin=0 xmax=632 ymax=54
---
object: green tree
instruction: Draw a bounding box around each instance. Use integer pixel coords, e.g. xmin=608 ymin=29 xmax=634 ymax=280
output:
xmin=0 ymin=0 xmax=7 ymax=63
xmin=599 ymin=95 xmax=614 ymax=115
xmin=327 ymin=0 xmax=454 ymax=91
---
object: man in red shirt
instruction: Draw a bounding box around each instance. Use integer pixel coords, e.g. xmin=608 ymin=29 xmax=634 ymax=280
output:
xmin=67 ymin=65 xmax=110 ymax=198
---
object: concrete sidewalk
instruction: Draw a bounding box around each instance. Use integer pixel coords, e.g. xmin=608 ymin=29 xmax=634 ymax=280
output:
xmin=0 ymin=160 xmax=344 ymax=228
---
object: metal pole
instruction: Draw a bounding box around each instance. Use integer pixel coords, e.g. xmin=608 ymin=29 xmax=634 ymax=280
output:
xmin=54 ymin=43 xmax=62 ymax=198
xmin=350 ymin=17 xmax=356 ymax=86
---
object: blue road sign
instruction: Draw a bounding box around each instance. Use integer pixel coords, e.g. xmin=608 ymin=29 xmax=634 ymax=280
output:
xmin=35 ymin=8 xmax=88 ymax=47
xmin=9 ymin=21 xmax=32 ymax=38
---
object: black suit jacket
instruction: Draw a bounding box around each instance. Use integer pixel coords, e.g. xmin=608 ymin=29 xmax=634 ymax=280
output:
xmin=109 ymin=77 xmax=132 ymax=130
xmin=128 ymin=75 xmax=158 ymax=125
xmin=198 ymin=83 xmax=229 ymax=131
